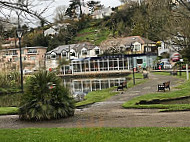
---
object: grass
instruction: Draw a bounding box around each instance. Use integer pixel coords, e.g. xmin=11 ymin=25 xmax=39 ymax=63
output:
xmin=152 ymin=71 xmax=190 ymax=80
xmin=123 ymin=72 xmax=190 ymax=111
xmin=0 ymin=128 xmax=190 ymax=142
xmin=0 ymin=93 xmax=22 ymax=107
xmin=76 ymin=87 xmax=117 ymax=107
xmin=74 ymin=27 xmax=111 ymax=45
xmin=0 ymin=107 xmax=18 ymax=115
xmin=76 ymin=73 xmax=147 ymax=107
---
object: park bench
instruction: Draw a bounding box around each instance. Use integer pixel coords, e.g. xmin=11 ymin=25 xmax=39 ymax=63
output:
xmin=170 ymin=71 xmax=177 ymax=76
xmin=158 ymin=81 xmax=170 ymax=92
xmin=117 ymin=81 xmax=127 ymax=91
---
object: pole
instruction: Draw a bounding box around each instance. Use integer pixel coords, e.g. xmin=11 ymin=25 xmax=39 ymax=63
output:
xmin=180 ymin=62 xmax=182 ymax=76
xmin=19 ymin=37 xmax=23 ymax=93
xmin=186 ymin=64 xmax=189 ymax=80
xmin=132 ymin=57 xmax=135 ymax=85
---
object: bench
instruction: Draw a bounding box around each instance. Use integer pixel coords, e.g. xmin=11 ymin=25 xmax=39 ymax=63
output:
xmin=117 ymin=82 xmax=127 ymax=91
xmin=158 ymin=81 xmax=170 ymax=92
xmin=170 ymin=71 xmax=177 ymax=76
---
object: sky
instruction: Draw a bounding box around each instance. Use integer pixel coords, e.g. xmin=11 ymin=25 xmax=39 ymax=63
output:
xmin=53 ymin=0 xmax=121 ymax=8
xmin=44 ymin=0 xmax=122 ymax=21
xmin=1 ymin=0 xmax=122 ymax=27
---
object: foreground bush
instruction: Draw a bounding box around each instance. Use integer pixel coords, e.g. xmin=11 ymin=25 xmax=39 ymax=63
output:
xmin=19 ymin=71 xmax=75 ymax=121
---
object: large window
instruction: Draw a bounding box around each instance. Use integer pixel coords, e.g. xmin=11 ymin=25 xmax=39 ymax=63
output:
xmin=27 ymin=49 xmax=37 ymax=53
xmin=134 ymin=43 xmax=141 ymax=51
xmin=12 ymin=50 xmax=17 ymax=55
xmin=82 ymin=49 xmax=87 ymax=55
xmin=95 ymin=49 xmax=100 ymax=55
xmin=62 ymin=51 xmax=67 ymax=57
xmin=137 ymin=59 xmax=143 ymax=64
xmin=30 ymin=56 xmax=36 ymax=60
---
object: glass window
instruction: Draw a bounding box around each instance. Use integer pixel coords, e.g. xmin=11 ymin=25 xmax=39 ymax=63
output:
xmin=51 ymin=54 xmax=56 ymax=59
xmin=82 ymin=49 xmax=87 ymax=55
xmin=30 ymin=56 xmax=36 ymax=60
xmin=134 ymin=44 xmax=141 ymax=51
xmin=62 ymin=51 xmax=67 ymax=56
xmin=137 ymin=59 xmax=143 ymax=64
xmin=95 ymin=49 xmax=100 ymax=55
xmin=27 ymin=49 xmax=37 ymax=53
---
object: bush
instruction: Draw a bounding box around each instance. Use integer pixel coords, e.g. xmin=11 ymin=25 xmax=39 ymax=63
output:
xmin=0 ymin=71 xmax=20 ymax=90
xmin=19 ymin=70 xmax=75 ymax=121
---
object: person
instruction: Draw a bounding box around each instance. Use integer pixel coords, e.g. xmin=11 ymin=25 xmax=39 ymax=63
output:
xmin=142 ymin=69 xmax=148 ymax=78
xmin=159 ymin=65 xmax=161 ymax=70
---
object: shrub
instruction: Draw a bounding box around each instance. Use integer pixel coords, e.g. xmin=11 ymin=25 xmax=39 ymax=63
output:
xmin=19 ymin=70 xmax=75 ymax=121
xmin=0 ymin=71 xmax=20 ymax=89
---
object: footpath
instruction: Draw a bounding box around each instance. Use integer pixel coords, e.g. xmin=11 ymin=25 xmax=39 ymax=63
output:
xmin=0 ymin=73 xmax=190 ymax=128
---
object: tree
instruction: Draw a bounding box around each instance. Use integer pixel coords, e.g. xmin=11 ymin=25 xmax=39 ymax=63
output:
xmin=54 ymin=5 xmax=68 ymax=24
xmin=0 ymin=0 xmax=53 ymax=25
xmin=65 ymin=0 xmax=82 ymax=19
xmin=19 ymin=70 xmax=75 ymax=121
xmin=86 ymin=1 xmax=101 ymax=13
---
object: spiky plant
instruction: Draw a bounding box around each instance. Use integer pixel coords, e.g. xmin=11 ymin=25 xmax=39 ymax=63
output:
xmin=19 ymin=70 xmax=75 ymax=121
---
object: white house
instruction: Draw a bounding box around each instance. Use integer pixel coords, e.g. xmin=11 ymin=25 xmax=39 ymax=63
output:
xmin=92 ymin=7 xmax=114 ymax=19
xmin=45 ymin=42 xmax=101 ymax=69
xmin=44 ymin=27 xmax=58 ymax=36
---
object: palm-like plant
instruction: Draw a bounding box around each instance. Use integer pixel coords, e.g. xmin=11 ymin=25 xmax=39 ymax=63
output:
xmin=19 ymin=70 xmax=75 ymax=121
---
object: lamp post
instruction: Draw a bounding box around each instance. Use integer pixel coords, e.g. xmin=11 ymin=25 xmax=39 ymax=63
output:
xmin=16 ymin=28 xmax=24 ymax=93
xmin=130 ymin=43 xmax=135 ymax=85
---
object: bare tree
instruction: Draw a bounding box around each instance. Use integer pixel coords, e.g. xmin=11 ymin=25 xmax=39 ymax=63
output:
xmin=53 ymin=5 xmax=68 ymax=23
xmin=0 ymin=0 xmax=54 ymax=26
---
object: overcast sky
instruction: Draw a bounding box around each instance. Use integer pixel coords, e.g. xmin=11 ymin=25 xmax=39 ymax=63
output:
xmin=52 ymin=0 xmax=121 ymax=8
xmin=44 ymin=0 xmax=122 ymax=20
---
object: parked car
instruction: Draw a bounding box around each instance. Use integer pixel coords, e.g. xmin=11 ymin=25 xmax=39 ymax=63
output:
xmin=161 ymin=58 xmax=169 ymax=63
xmin=171 ymin=53 xmax=181 ymax=62
xmin=23 ymin=69 xmax=33 ymax=75
xmin=171 ymin=56 xmax=180 ymax=62
xmin=163 ymin=62 xmax=172 ymax=69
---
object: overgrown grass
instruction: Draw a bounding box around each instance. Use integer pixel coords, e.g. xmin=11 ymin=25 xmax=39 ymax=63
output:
xmin=74 ymin=27 xmax=111 ymax=45
xmin=123 ymin=78 xmax=190 ymax=111
xmin=0 ymin=107 xmax=18 ymax=115
xmin=0 ymin=128 xmax=190 ymax=142
xmin=0 ymin=93 xmax=22 ymax=107
xmin=76 ymin=73 xmax=147 ymax=107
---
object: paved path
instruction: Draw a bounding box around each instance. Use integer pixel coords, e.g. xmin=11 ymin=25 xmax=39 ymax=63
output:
xmin=0 ymin=73 xmax=190 ymax=128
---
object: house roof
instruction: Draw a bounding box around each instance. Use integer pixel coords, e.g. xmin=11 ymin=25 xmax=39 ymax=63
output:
xmin=46 ymin=44 xmax=76 ymax=55
xmin=72 ymin=42 xmax=95 ymax=52
xmin=46 ymin=42 xmax=96 ymax=55
xmin=100 ymin=36 xmax=156 ymax=50
xmin=0 ymin=46 xmax=48 ymax=52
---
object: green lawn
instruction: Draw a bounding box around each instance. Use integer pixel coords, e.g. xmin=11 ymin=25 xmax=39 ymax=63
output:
xmin=76 ymin=73 xmax=146 ymax=107
xmin=76 ymin=87 xmax=117 ymax=107
xmin=0 ymin=107 xmax=18 ymax=115
xmin=152 ymin=71 xmax=190 ymax=80
xmin=123 ymin=72 xmax=190 ymax=111
xmin=0 ymin=128 xmax=190 ymax=142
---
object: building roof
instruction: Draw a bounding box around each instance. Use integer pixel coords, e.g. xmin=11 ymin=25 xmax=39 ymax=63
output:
xmin=100 ymin=36 xmax=156 ymax=50
xmin=46 ymin=42 xmax=96 ymax=55
xmin=46 ymin=44 xmax=76 ymax=55
xmin=0 ymin=46 xmax=48 ymax=52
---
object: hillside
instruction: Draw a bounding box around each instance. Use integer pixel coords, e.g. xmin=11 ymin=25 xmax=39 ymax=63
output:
xmin=73 ymin=20 xmax=112 ymax=45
